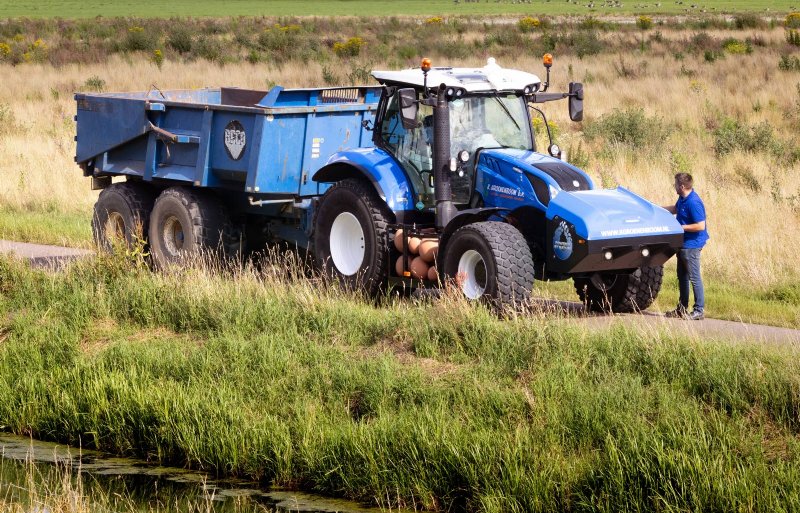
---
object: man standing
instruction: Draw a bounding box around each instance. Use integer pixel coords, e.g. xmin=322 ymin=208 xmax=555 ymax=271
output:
xmin=664 ymin=173 xmax=709 ymax=320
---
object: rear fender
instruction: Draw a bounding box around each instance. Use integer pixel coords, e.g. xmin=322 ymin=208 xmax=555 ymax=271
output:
xmin=313 ymin=148 xmax=414 ymax=212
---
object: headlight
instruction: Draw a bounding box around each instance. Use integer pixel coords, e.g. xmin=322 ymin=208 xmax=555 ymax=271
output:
xmin=458 ymin=150 xmax=470 ymax=163
xmin=548 ymin=144 xmax=561 ymax=158
xmin=446 ymin=87 xmax=466 ymax=99
xmin=523 ymin=83 xmax=540 ymax=95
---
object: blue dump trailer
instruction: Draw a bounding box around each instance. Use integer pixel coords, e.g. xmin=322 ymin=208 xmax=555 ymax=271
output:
xmin=75 ymin=57 xmax=684 ymax=311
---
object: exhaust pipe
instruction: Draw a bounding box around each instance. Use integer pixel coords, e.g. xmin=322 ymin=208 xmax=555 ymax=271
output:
xmin=433 ymin=84 xmax=457 ymax=230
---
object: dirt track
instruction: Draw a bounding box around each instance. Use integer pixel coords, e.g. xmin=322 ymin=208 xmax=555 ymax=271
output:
xmin=2 ymin=239 xmax=798 ymax=347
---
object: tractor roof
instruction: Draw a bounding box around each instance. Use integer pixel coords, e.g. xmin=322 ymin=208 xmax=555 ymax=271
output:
xmin=371 ymin=58 xmax=542 ymax=94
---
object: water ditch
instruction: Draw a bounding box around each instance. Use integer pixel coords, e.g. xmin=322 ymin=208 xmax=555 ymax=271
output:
xmin=0 ymin=433 xmax=404 ymax=512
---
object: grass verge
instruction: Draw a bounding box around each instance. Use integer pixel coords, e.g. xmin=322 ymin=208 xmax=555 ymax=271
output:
xmin=0 ymin=208 xmax=91 ymax=249
xmin=0 ymin=254 xmax=798 ymax=512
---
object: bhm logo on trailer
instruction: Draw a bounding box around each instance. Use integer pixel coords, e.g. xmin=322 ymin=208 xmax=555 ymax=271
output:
xmin=224 ymin=120 xmax=246 ymax=161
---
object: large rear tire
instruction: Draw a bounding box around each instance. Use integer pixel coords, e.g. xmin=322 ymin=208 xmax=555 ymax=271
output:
xmin=573 ymin=265 xmax=664 ymax=313
xmin=92 ymin=182 xmax=155 ymax=252
xmin=442 ymin=221 xmax=535 ymax=307
xmin=313 ymin=179 xmax=393 ymax=297
xmin=148 ymin=187 xmax=240 ymax=269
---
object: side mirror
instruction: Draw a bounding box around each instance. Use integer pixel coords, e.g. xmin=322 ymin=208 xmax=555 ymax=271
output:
xmin=568 ymin=82 xmax=583 ymax=122
xmin=398 ymin=88 xmax=420 ymax=129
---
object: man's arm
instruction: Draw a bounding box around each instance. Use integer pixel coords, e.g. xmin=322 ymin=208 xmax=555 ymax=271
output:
xmin=663 ymin=204 xmax=676 ymax=214
xmin=683 ymin=220 xmax=706 ymax=232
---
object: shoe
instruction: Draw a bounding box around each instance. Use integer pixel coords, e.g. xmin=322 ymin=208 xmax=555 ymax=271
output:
xmin=688 ymin=310 xmax=705 ymax=321
xmin=665 ymin=306 xmax=688 ymax=319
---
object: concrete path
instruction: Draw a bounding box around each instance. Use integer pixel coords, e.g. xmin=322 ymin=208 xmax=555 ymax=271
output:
xmin=2 ymin=239 xmax=798 ymax=346
xmin=0 ymin=240 xmax=93 ymax=269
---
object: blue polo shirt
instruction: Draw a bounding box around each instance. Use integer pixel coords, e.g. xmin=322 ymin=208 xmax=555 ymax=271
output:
xmin=676 ymin=190 xmax=709 ymax=249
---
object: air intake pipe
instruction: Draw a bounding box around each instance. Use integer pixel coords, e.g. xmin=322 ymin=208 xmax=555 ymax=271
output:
xmin=433 ymin=84 xmax=457 ymax=230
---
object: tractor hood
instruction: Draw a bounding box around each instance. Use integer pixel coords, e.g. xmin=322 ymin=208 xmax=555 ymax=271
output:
xmin=546 ymin=186 xmax=682 ymax=240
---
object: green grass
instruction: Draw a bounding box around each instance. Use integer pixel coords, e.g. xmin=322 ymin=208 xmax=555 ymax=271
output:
xmin=0 ymin=0 xmax=795 ymax=18
xmin=0 ymin=206 xmax=795 ymax=328
xmin=0 ymin=208 xmax=91 ymax=249
xmin=0 ymin=254 xmax=798 ymax=512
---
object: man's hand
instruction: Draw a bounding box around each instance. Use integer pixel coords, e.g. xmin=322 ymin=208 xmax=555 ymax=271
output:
xmin=663 ymin=205 xmax=677 ymax=214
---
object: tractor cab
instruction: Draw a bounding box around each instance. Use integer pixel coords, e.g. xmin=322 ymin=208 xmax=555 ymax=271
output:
xmin=371 ymin=58 xmax=549 ymax=211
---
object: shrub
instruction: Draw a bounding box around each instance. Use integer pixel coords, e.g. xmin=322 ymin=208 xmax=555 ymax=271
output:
xmin=785 ymin=12 xmax=800 ymax=28
xmin=733 ymin=13 xmax=763 ymax=29
xmin=83 ymin=75 xmax=106 ymax=92
xmin=563 ymin=30 xmax=603 ymax=58
xmin=152 ymin=49 xmax=164 ymax=69
xmin=583 ymin=108 xmax=672 ymax=149
xmin=636 ymin=16 xmax=653 ymax=31
xmin=712 ymin=118 xmax=775 ymax=156
xmin=722 ymin=38 xmax=751 ymax=55
xmin=787 ymin=29 xmax=800 ymax=47
xmin=333 ymin=37 xmax=365 ymax=58
xmin=23 ymin=38 xmax=48 ymax=63
xmin=0 ymin=42 xmax=10 ymax=58
xmin=195 ymin=35 xmax=222 ymax=62
xmin=166 ymin=27 xmax=192 ymax=54
xmin=124 ymin=26 xmax=157 ymax=52
xmin=578 ymin=17 xmax=605 ymax=30
xmin=425 ymin=16 xmax=443 ymax=25
xmin=518 ymin=16 xmax=541 ymax=33
xmin=779 ymin=54 xmax=800 ymax=71
xmin=566 ymin=142 xmax=590 ymax=170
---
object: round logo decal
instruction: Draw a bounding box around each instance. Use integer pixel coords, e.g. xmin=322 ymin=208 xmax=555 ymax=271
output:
xmin=553 ymin=220 xmax=573 ymax=261
xmin=224 ymin=120 xmax=246 ymax=161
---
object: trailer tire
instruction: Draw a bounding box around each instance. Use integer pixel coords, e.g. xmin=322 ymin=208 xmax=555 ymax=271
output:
xmin=442 ymin=221 xmax=534 ymax=308
xmin=573 ymin=265 xmax=664 ymax=313
xmin=313 ymin=179 xmax=393 ymax=297
xmin=92 ymin=182 xmax=155 ymax=252
xmin=149 ymin=187 xmax=241 ymax=269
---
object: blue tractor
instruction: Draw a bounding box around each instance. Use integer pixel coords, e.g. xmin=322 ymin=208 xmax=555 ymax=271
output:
xmin=76 ymin=56 xmax=682 ymax=311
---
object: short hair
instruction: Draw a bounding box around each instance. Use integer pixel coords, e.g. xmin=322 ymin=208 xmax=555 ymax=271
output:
xmin=675 ymin=173 xmax=693 ymax=188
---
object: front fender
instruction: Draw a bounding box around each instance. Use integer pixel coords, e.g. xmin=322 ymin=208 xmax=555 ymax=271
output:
xmin=438 ymin=208 xmax=508 ymax=263
xmin=313 ymin=148 xmax=415 ymax=212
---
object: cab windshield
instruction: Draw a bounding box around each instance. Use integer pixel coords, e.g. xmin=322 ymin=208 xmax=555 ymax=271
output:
xmin=449 ymin=94 xmax=532 ymax=154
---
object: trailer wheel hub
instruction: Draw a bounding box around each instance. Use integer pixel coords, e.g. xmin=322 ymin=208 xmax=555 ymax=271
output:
xmin=458 ymin=250 xmax=487 ymax=299
xmin=163 ymin=215 xmax=186 ymax=256
xmin=329 ymin=212 xmax=365 ymax=276
xmin=104 ymin=212 xmax=126 ymax=243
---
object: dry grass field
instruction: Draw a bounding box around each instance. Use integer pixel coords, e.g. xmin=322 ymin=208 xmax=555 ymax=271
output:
xmin=1 ymin=23 xmax=798 ymax=290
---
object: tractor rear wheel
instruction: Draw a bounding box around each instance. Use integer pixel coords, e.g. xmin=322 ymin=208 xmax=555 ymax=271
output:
xmin=148 ymin=187 xmax=241 ymax=269
xmin=442 ymin=221 xmax=535 ymax=307
xmin=92 ymin=181 xmax=155 ymax=252
xmin=573 ymin=265 xmax=664 ymax=313
xmin=313 ymin=179 xmax=393 ymax=297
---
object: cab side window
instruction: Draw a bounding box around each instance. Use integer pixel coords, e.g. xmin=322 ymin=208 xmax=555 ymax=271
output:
xmin=379 ymin=92 xmax=434 ymax=206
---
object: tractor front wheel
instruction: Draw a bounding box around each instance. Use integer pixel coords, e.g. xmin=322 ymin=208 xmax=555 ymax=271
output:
xmin=442 ymin=221 xmax=535 ymax=307
xmin=573 ymin=265 xmax=664 ymax=313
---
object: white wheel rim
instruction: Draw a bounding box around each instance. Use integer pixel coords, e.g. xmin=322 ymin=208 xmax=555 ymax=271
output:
xmin=163 ymin=215 xmax=185 ymax=256
xmin=329 ymin=212 xmax=365 ymax=276
xmin=458 ymin=249 xmax=487 ymax=300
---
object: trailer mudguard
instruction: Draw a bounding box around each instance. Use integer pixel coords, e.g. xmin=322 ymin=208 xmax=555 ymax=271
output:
xmin=313 ymin=148 xmax=415 ymax=213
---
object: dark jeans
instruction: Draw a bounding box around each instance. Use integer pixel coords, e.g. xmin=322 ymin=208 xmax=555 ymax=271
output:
xmin=677 ymin=247 xmax=704 ymax=312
